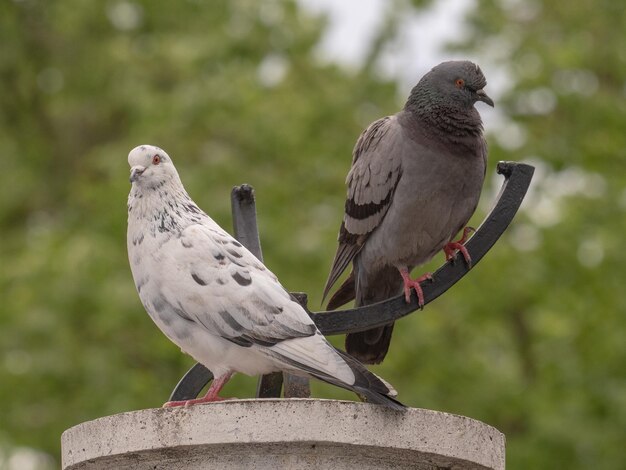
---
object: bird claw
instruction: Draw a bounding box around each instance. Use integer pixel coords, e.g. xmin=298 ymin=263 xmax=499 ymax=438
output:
xmin=163 ymin=372 xmax=234 ymax=407
xmin=445 ymin=243 xmax=472 ymax=267
xmin=444 ymin=226 xmax=475 ymax=267
xmin=399 ymin=270 xmax=433 ymax=309
xmin=162 ymin=395 xmax=227 ymax=408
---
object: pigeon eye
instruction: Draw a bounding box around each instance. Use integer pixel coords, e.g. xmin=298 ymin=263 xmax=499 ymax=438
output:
xmin=152 ymin=155 xmax=161 ymax=165
xmin=455 ymin=78 xmax=465 ymax=88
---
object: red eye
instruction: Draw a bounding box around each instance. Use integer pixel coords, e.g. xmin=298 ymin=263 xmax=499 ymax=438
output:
xmin=152 ymin=155 xmax=161 ymax=165
xmin=455 ymin=78 xmax=465 ymax=88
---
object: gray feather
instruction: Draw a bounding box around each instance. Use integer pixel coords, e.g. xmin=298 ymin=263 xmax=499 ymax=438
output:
xmin=324 ymin=60 xmax=492 ymax=364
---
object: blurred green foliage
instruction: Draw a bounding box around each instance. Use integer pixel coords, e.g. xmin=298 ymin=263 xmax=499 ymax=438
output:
xmin=0 ymin=0 xmax=624 ymax=468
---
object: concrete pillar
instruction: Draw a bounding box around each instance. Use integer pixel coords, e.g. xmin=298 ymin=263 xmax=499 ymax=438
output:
xmin=61 ymin=399 xmax=505 ymax=469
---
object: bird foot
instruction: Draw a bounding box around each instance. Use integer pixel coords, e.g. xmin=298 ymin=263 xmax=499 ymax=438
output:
xmin=163 ymin=372 xmax=234 ymax=407
xmin=162 ymin=395 xmax=227 ymax=408
xmin=444 ymin=226 xmax=475 ymax=267
xmin=399 ymin=269 xmax=433 ymax=309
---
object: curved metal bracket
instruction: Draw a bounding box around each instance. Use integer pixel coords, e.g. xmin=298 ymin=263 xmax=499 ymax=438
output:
xmin=169 ymin=161 xmax=535 ymax=401
xmin=311 ymin=161 xmax=535 ymax=334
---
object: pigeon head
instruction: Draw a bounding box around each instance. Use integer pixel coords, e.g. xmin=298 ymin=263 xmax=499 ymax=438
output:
xmin=128 ymin=145 xmax=180 ymax=188
xmin=406 ymin=60 xmax=494 ymax=112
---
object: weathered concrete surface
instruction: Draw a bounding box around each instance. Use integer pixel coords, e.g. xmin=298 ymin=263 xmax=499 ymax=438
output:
xmin=61 ymin=399 xmax=505 ymax=470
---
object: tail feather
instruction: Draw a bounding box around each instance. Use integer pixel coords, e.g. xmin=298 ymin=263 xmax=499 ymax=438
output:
xmin=371 ymin=371 xmax=398 ymax=398
xmin=345 ymin=324 xmax=395 ymax=365
xmin=326 ymin=271 xmax=356 ymax=310
xmin=322 ymin=242 xmax=360 ymax=304
xmin=344 ymin=264 xmax=403 ymax=364
xmin=353 ymin=385 xmax=405 ymax=410
xmin=333 ymin=348 xmax=405 ymax=411
xmin=270 ymin=344 xmax=405 ymax=411
xmin=325 ymin=271 xmax=396 ymax=365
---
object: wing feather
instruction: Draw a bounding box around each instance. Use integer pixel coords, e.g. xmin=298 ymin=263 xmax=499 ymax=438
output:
xmin=160 ymin=224 xmax=317 ymax=347
xmin=322 ymin=115 xmax=404 ymax=303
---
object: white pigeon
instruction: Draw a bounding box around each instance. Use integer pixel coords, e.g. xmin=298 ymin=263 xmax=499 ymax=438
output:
xmin=126 ymin=145 xmax=404 ymax=410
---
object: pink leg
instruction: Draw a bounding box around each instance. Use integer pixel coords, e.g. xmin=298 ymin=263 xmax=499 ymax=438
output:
xmin=399 ymin=268 xmax=433 ymax=309
xmin=163 ymin=372 xmax=233 ymax=408
xmin=444 ymin=226 xmax=475 ymax=267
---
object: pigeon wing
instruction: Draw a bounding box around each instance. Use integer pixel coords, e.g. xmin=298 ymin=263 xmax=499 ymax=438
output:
xmin=159 ymin=223 xmax=359 ymax=383
xmin=322 ymin=115 xmax=403 ymax=302
xmin=160 ymin=224 xmax=317 ymax=348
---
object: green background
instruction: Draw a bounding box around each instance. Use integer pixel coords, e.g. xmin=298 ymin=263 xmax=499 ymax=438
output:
xmin=1 ymin=0 xmax=624 ymax=468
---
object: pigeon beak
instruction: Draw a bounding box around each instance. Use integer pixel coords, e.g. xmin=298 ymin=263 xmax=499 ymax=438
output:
xmin=129 ymin=166 xmax=146 ymax=183
xmin=476 ymin=89 xmax=494 ymax=107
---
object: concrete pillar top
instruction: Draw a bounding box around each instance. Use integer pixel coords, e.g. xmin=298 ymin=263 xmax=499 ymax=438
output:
xmin=62 ymin=398 xmax=505 ymax=469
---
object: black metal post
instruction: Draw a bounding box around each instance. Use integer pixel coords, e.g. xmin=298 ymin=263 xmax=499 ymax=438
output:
xmin=230 ymin=184 xmax=310 ymax=399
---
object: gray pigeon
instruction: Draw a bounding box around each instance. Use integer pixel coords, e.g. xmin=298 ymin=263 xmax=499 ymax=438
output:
xmin=126 ymin=145 xmax=404 ymax=410
xmin=323 ymin=61 xmax=493 ymax=365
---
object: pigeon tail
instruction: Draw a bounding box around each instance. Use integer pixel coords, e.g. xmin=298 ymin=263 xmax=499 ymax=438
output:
xmin=272 ymin=346 xmax=405 ymax=411
xmin=353 ymin=385 xmax=405 ymax=411
xmin=328 ymin=270 xmax=394 ymax=365
xmin=332 ymin=348 xmax=405 ymax=411
xmin=344 ymin=263 xmax=403 ymax=364
xmin=345 ymin=323 xmax=395 ymax=365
